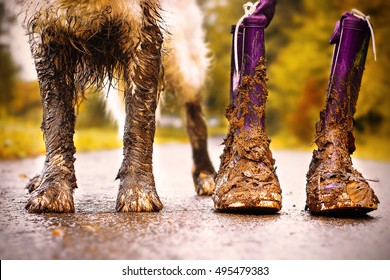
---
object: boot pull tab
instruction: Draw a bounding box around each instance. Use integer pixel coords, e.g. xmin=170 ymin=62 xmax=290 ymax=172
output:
xmin=329 ymin=10 xmax=377 ymax=61
xmin=329 ymin=20 xmax=341 ymax=45
xmin=233 ymin=1 xmax=260 ymax=75
xmin=233 ymin=0 xmax=277 ymax=75
xmin=351 ymin=9 xmax=377 ymax=61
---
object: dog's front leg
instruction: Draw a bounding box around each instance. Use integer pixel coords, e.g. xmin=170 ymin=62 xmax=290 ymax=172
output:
xmin=115 ymin=21 xmax=163 ymax=212
xmin=26 ymin=43 xmax=77 ymax=213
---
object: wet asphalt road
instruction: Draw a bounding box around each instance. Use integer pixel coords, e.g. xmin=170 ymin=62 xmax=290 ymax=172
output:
xmin=0 ymin=137 xmax=389 ymax=260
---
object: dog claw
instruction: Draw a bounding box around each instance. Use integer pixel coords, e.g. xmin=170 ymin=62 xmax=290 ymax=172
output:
xmin=26 ymin=174 xmax=43 ymax=193
xmin=116 ymin=178 xmax=163 ymax=212
xmin=25 ymin=181 xmax=75 ymax=213
xmin=116 ymin=190 xmax=163 ymax=212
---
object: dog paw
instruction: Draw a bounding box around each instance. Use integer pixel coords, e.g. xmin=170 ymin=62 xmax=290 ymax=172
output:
xmin=116 ymin=179 xmax=163 ymax=212
xmin=26 ymin=174 xmax=43 ymax=193
xmin=194 ymin=171 xmax=215 ymax=196
xmin=25 ymin=180 xmax=75 ymax=213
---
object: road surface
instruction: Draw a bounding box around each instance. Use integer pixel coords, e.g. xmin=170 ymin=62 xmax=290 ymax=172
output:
xmin=0 ymin=137 xmax=389 ymax=259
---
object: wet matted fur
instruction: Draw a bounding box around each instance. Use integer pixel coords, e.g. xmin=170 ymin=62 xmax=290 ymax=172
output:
xmin=21 ymin=0 xmax=215 ymax=213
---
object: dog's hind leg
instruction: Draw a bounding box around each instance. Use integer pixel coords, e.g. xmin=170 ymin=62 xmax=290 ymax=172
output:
xmin=162 ymin=0 xmax=215 ymax=195
xmin=25 ymin=40 xmax=77 ymax=213
xmin=115 ymin=9 xmax=163 ymax=212
xmin=185 ymin=100 xmax=216 ymax=195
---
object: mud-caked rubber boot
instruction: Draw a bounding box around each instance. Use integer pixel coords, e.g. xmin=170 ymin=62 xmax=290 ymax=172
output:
xmin=214 ymin=127 xmax=282 ymax=213
xmin=306 ymin=11 xmax=379 ymax=216
xmin=214 ymin=0 xmax=282 ymax=213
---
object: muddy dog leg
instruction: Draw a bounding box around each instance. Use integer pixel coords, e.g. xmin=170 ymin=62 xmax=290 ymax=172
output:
xmin=159 ymin=0 xmax=215 ymax=196
xmin=116 ymin=9 xmax=163 ymax=212
xmin=26 ymin=42 xmax=77 ymax=213
xmin=185 ymin=100 xmax=216 ymax=195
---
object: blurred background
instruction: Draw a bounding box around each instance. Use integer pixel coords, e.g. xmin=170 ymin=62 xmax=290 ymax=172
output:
xmin=0 ymin=0 xmax=389 ymax=160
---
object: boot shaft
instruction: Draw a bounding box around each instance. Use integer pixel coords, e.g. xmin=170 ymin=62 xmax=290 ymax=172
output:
xmin=235 ymin=0 xmax=277 ymax=132
xmin=305 ymin=11 xmax=379 ymax=216
xmin=323 ymin=12 xmax=372 ymax=130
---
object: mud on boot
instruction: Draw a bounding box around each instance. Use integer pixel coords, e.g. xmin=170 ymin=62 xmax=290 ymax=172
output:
xmin=306 ymin=171 xmax=379 ymax=216
xmin=214 ymin=1 xmax=281 ymax=213
xmin=306 ymin=127 xmax=379 ymax=216
xmin=306 ymin=10 xmax=380 ymax=216
xmin=214 ymin=131 xmax=282 ymax=213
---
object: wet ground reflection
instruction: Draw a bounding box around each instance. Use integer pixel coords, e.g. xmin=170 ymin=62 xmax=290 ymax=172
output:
xmin=1 ymin=140 xmax=389 ymax=259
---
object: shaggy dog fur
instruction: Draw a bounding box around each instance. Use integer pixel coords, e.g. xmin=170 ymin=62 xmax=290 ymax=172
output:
xmin=21 ymin=0 xmax=216 ymax=213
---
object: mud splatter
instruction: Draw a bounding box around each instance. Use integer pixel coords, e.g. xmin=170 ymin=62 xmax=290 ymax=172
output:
xmin=306 ymin=40 xmax=379 ymax=215
xmin=214 ymin=57 xmax=282 ymax=212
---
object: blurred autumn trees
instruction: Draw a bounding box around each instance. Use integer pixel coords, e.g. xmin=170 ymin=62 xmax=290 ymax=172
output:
xmin=0 ymin=2 xmax=19 ymax=117
xmin=1 ymin=0 xmax=389 ymax=150
xmin=200 ymin=0 xmax=389 ymax=143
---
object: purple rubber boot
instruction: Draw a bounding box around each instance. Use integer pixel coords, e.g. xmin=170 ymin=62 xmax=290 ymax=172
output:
xmin=306 ymin=11 xmax=379 ymax=215
xmin=214 ymin=0 xmax=282 ymax=213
